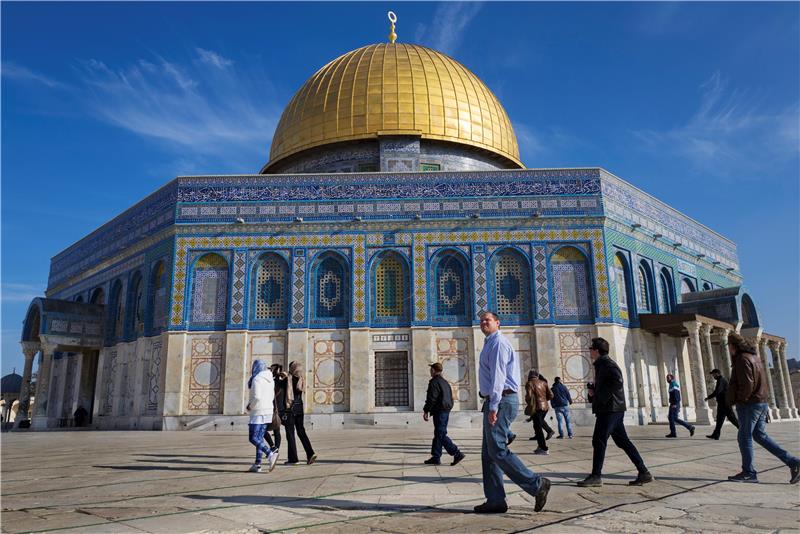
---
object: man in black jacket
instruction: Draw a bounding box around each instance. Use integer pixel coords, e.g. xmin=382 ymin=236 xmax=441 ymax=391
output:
xmin=577 ymin=337 xmax=653 ymax=487
xmin=423 ymin=362 xmax=465 ymax=466
xmin=705 ymin=368 xmax=739 ymax=440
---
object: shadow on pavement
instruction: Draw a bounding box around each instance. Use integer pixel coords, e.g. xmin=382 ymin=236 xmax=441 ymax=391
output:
xmin=185 ymin=493 xmax=473 ymax=513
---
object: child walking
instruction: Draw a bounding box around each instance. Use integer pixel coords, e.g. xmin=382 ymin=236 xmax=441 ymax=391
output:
xmin=247 ymin=359 xmax=279 ymax=472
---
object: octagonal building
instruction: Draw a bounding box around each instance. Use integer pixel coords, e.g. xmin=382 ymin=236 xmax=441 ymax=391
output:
xmin=17 ymin=38 xmax=798 ymax=430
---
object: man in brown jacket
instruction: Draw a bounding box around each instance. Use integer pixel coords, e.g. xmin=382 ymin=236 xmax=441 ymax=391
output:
xmin=725 ymin=333 xmax=799 ymax=484
xmin=525 ymin=369 xmax=553 ymax=455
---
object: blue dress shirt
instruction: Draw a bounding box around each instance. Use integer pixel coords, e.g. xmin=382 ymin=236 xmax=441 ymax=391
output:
xmin=478 ymin=330 xmax=520 ymax=412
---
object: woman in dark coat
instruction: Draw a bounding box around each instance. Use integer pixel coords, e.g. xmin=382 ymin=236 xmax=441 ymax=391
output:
xmin=282 ymin=361 xmax=317 ymax=465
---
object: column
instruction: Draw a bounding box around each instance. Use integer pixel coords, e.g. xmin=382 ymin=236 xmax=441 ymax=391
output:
xmin=15 ymin=342 xmax=40 ymax=427
xmin=674 ymin=335 xmax=695 ymax=409
xmin=756 ymin=338 xmax=779 ymax=420
xmin=31 ymin=342 xmax=56 ymax=429
xmin=700 ymin=324 xmax=717 ymax=407
xmin=631 ymin=329 xmax=650 ymax=424
xmin=222 ymin=331 xmax=248 ymax=415
xmin=778 ymin=342 xmax=798 ymax=418
xmin=683 ymin=321 xmax=712 ymax=424
xmin=717 ymin=328 xmax=732 ymax=376
xmin=768 ymin=341 xmax=791 ymax=418
xmin=349 ymin=328 xmax=371 ymax=413
xmin=654 ymin=334 xmax=669 ymax=408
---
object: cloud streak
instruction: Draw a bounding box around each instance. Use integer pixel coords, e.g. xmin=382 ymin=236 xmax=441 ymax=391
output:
xmin=1 ymin=283 xmax=43 ymax=303
xmin=2 ymin=63 xmax=70 ymax=89
xmin=414 ymin=2 xmax=483 ymax=56
xmin=633 ymin=71 xmax=799 ymax=178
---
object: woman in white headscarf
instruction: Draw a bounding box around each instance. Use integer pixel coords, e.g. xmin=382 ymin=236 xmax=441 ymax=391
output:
xmin=246 ymin=359 xmax=279 ymax=472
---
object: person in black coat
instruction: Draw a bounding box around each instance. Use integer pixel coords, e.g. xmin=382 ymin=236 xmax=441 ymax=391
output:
xmin=578 ymin=337 xmax=653 ymax=488
xmin=423 ymin=362 xmax=464 ymax=466
xmin=705 ymin=368 xmax=739 ymax=439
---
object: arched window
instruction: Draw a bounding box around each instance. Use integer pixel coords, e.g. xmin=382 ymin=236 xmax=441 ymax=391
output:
xmin=551 ymin=246 xmax=593 ymax=321
xmin=313 ymin=253 xmax=349 ymax=324
xmin=702 ymin=281 xmax=712 ymax=291
xmin=372 ymin=251 xmax=409 ymax=324
xmin=75 ymin=295 xmax=84 ymax=303
xmin=90 ymin=287 xmax=105 ymax=305
xmin=109 ymin=280 xmax=124 ymax=342
xmin=432 ymin=250 xmax=471 ymax=323
xmin=741 ymin=294 xmax=759 ymax=328
xmin=680 ymin=277 xmax=696 ymax=295
xmin=613 ymin=253 xmax=633 ymax=321
xmin=658 ymin=268 xmax=675 ymax=313
xmin=636 ymin=262 xmax=654 ymax=313
xmin=491 ymin=248 xmax=531 ymax=321
xmin=190 ymin=253 xmax=229 ymax=326
xmin=252 ymin=253 xmax=290 ymax=326
xmin=150 ymin=261 xmax=168 ymax=331
xmin=129 ymin=272 xmax=144 ymax=337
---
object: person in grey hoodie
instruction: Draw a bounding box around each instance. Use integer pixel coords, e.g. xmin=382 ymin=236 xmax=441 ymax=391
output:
xmin=247 ymin=360 xmax=279 ymax=473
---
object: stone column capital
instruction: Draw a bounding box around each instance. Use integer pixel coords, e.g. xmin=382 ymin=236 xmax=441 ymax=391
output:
xmin=699 ymin=323 xmax=713 ymax=336
xmin=20 ymin=341 xmax=40 ymax=359
xmin=683 ymin=321 xmax=701 ymax=335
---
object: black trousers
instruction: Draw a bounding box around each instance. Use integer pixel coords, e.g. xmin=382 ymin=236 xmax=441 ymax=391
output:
xmin=711 ymin=404 xmax=740 ymax=437
xmin=284 ymin=412 xmax=316 ymax=463
xmin=269 ymin=422 xmax=281 ymax=450
xmin=592 ymin=412 xmax=647 ymax=476
xmin=532 ymin=410 xmax=548 ymax=450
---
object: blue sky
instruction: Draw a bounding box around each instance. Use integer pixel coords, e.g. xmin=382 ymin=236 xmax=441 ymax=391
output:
xmin=2 ymin=2 xmax=798 ymax=376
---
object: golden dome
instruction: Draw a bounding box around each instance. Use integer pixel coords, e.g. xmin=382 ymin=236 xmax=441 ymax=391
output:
xmin=265 ymin=43 xmax=522 ymax=171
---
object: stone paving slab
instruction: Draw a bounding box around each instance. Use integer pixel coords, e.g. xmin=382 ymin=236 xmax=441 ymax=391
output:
xmin=1 ymin=421 xmax=799 ymax=533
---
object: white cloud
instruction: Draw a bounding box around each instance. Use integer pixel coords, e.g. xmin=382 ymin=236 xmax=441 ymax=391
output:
xmin=633 ymin=71 xmax=799 ymax=178
xmin=2 ymin=63 xmax=69 ymax=89
xmin=1 ymin=283 xmax=43 ymax=303
xmin=414 ymin=2 xmax=483 ymax=56
xmin=196 ymin=48 xmax=233 ymax=69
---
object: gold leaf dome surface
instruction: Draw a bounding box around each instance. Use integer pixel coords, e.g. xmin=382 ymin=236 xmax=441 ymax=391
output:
xmin=266 ymin=43 xmax=522 ymax=170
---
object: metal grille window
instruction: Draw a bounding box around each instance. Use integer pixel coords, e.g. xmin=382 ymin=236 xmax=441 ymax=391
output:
xmin=375 ymin=254 xmax=405 ymax=317
xmin=495 ymin=251 xmax=529 ymax=316
xmin=255 ymin=255 xmax=288 ymax=320
xmin=191 ymin=254 xmax=229 ymax=324
xmin=374 ymin=351 xmax=409 ymax=407
xmin=637 ymin=266 xmax=650 ymax=312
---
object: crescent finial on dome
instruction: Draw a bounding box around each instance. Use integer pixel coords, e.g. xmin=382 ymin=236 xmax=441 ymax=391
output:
xmin=388 ymin=11 xmax=397 ymax=43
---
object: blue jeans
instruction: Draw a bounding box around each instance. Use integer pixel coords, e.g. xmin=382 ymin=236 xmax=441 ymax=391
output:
xmin=248 ymin=423 xmax=274 ymax=464
xmin=668 ymin=405 xmax=693 ymax=435
xmin=736 ymin=403 xmax=799 ymax=476
xmin=555 ymin=406 xmax=573 ymax=437
xmin=481 ymin=393 xmax=543 ymax=504
xmin=431 ymin=411 xmax=460 ymax=459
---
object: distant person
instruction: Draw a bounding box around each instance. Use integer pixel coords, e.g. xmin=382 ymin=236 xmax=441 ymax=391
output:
xmin=725 ymin=333 xmax=799 ymax=484
xmin=665 ymin=374 xmax=695 ymax=438
xmin=537 ymin=375 xmax=555 ymax=440
xmin=705 ymin=368 xmax=739 ymax=440
xmin=550 ymin=377 xmax=573 ymax=439
xmin=423 ymin=362 xmax=465 ymax=466
xmin=473 ymin=311 xmax=550 ymax=514
xmin=578 ymin=337 xmax=653 ymax=487
xmin=524 ymin=369 xmax=553 ymax=455
xmin=283 ymin=361 xmax=317 ymax=465
xmin=73 ymin=406 xmax=88 ymax=428
xmin=247 ymin=360 xmax=279 ymax=473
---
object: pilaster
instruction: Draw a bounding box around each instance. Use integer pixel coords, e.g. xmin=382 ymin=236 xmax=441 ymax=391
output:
xmin=15 ymin=342 xmax=39 ymax=427
xmin=223 ymin=331 xmax=249 ymax=415
xmin=683 ymin=321 xmax=712 ymax=424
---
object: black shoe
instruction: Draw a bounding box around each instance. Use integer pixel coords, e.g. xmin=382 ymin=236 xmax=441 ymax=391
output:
xmin=283 ymin=461 xmax=299 ymax=466
xmin=706 ymin=434 xmax=719 ymax=440
xmin=689 ymin=426 xmax=695 ymax=437
xmin=424 ymin=457 xmax=442 ymax=465
xmin=629 ymin=471 xmax=654 ymax=486
xmin=546 ymin=430 xmax=554 ymax=441
xmin=577 ymin=475 xmax=602 ymax=487
xmin=451 ymin=452 xmax=465 ymax=466
xmin=534 ymin=478 xmax=551 ymax=512
xmin=790 ymin=463 xmax=800 ymax=485
xmin=728 ymin=471 xmax=758 ymax=483
xmin=528 ymin=436 xmax=537 ymax=440
xmin=507 ymin=434 xmax=516 ymax=446
xmin=665 ymin=434 xmax=677 ymax=438
xmin=474 ymin=501 xmax=507 ymax=514
xmin=556 ymin=435 xmax=564 ymax=439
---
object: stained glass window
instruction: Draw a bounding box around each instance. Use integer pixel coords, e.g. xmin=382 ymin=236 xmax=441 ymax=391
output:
xmin=316 ymin=256 xmax=347 ymax=319
xmin=551 ymin=247 xmax=592 ymax=320
xmin=613 ymin=254 xmax=631 ymax=321
xmin=191 ymin=254 xmax=229 ymax=325
xmin=494 ymin=250 xmax=530 ymax=317
xmin=254 ymin=254 xmax=289 ymax=321
xmin=637 ymin=266 xmax=650 ymax=312
xmin=375 ymin=253 xmax=406 ymax=318
xmin=435 ymin=252 xmax=469 ymax=319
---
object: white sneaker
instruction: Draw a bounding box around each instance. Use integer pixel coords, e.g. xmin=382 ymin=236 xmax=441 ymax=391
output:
xmin=249 ymin=463 xmax=262 ymax=473
xmin=267 ymin=449 xmax=279 ymax=472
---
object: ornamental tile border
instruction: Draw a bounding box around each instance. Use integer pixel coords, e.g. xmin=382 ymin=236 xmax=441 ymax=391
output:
xmin=230 ymin=250 xmax=247 ymax=326
xmin=533 ymin=245 xmax=550 ymax=320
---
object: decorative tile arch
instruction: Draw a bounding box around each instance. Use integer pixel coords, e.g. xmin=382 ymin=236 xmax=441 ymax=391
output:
xmin=636 ymin=260 xmax=655 ymax=314
xmin=430 ymin=248 xmax=472 ymax=325
xmin=680 ymin=277 xmax=696 ymax=296
xmin=489 ymin=246 xmax=532 ymax=323
xmin=310 ymin=251 xmax=350 ymax=327
xmin=612 ymin=252 xmax=634 ymax=322
xmin=149 ymin=260 xmax=169 ymax=333
xmin=370 ymin=250 xmax=411 ymax=326
xmin=250 ymin=251 xmax=291 ymax=328
xmin=108 ymin=279 xmax=125 ymax=344
xmin=127 ymin=270 xmax=145 ymax=338
xmin=188 ymin=253 xmax=229 ymax=329
xmin=549 ymin=245 xmax=594 ymax=322
xmin=658 ymin=266 xmax=676 ymax=313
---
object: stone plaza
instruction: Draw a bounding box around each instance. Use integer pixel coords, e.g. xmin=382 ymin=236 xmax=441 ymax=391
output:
xmin=2 ymin=420 xmax=799 ymax=533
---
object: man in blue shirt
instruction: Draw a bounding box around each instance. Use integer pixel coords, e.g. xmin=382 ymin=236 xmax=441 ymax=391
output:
xmin=550 ymin=376 xmax=574 ymax=439
xmin=474 ymin=311 xmax=551 ymax=514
